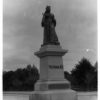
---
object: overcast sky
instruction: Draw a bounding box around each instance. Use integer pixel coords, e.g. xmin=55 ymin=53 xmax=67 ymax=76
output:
xmin=3 ymin=0 xmax=97 ymax=72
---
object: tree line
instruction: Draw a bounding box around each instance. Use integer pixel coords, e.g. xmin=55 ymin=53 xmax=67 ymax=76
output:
xmin=3 ymin=58 xmax=97 ymax=91
xmin=64 ymin=58 xmax=97 ymax=91
xmin=3 ymin=65 xmax=39 ymax=91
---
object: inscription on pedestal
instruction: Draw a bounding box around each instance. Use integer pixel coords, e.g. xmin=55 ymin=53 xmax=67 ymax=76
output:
xmin=48 ymin=83 xmax=70 ymax=90
xmin=49 ymin=65 xmax=63 ymax=69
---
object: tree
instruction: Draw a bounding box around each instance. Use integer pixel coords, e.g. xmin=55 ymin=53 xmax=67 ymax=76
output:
xmin=3 ymin=71 xmax=14 ymax=91
xmin=94 ymin=62 xmax=98 ymax=71
xmin=64 ymin=71 xmax=72 ymax=82
xmin=71 ymin=58 xmax=96 ymax=91
xmin=90 ymin=62 xmax=98 ymax=90
xmin=3 ymin=64 xmax=39 ymax=91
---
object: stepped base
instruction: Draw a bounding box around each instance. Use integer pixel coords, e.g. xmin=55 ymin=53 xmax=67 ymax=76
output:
xmin=35 ymin=80 xmax=70 ymax=91
xmin=29 ymin=89 xmax=77 ymax=100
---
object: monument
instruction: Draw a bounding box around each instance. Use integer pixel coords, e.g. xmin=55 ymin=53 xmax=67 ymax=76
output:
xmin=30 ymin=6 xmax=77 ymax=100
xmin=41 ymin=6 xmax=60 ymax=46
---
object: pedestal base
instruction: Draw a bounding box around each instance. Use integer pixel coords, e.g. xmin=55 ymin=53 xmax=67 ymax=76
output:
xmin=35 ymin=80 xmax=70 ymax=91
xmin=29 ymin=89 xmax=77 ymax=100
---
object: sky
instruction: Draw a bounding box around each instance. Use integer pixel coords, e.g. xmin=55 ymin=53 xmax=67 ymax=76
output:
xmin=3 ymin=0 xmax=97 ymax=72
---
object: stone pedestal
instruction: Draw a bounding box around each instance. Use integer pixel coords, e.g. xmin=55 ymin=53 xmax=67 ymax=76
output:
xmin=30 ymin=45 xmax=77 ymax=100
xmin=34 ymin=45 xmax=70 ymax=91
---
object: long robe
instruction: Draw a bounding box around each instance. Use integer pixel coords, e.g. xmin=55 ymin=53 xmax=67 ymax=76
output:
xmin=41 ymin=12 xmax=59 ymax=45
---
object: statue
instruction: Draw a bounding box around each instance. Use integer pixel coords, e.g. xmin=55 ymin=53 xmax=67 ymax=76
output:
xmin=41 ymin=6 xmax=60 ymax=46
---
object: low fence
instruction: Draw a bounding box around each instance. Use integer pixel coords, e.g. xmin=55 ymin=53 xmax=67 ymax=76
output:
xmin=77 ymin=92 xmax=97 ymax=100
xmin=3 ymin=91 xmax=97 ymax=100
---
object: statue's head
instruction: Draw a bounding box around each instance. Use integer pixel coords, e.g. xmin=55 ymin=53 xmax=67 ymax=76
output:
xmin=46 ymin=6 xmax=51 ymax=13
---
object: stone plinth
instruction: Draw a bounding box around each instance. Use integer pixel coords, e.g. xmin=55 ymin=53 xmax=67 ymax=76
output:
xmin=34 ymin=45 xmax=70 ymax=91
xmin=35 ymin=80 xmax=70 ymax=91
xmin=33 ymin=44 xmax=77 ymax=100
xmin=30 ymin=89 xmax=77 ymax=100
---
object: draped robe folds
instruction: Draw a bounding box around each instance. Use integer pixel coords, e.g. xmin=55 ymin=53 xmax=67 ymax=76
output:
xmin=41 ymin=12 xmax=60 ymax=45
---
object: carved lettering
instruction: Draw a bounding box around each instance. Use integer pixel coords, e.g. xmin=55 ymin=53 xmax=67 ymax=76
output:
xmin=49 ymin=65 xmax=63 ymax=69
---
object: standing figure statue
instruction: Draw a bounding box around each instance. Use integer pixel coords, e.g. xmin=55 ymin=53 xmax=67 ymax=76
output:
xmin=41 ymin=6 xmax=60 ymax=46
